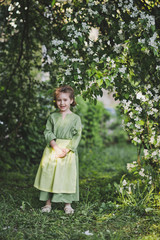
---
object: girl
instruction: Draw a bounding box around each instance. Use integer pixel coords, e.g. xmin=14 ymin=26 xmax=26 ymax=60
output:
xmin=34 ymin=85 xmax=82 ymax=214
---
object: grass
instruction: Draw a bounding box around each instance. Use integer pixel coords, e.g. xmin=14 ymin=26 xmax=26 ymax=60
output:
xmin=0 ymin=143 xmax=160 ymax=240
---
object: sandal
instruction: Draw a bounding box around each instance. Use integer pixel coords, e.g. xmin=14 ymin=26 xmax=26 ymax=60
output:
xmin=41 ymin=205 xmax=51 ymax=213
xmin=64 ymin=205 xmax=74 ymax=214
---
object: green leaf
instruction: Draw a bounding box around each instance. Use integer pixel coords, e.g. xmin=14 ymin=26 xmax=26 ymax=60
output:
xmin=138 ymin=120 xmax=145 ymax=126
xmin=124 ymin=93 xmax=129 ymax=99
xmin=51 ymin=0 xmax=56 ymax=7
xmin=97 ymin=79 xmax=103 ymax=87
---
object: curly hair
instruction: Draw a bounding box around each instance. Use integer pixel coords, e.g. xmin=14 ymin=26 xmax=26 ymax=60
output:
xmin=53 ymin=85 xmax=76 ymax=108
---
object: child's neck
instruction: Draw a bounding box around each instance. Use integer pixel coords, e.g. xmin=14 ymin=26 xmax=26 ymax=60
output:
xmin=60 ymin=110 xmax=72 ymax=114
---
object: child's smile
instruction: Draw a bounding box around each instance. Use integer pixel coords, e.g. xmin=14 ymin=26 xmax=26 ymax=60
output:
xmin=56 ymin=92 xmax=73 ymax=113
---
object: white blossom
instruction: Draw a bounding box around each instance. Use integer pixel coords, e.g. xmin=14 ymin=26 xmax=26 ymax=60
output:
xmin=102 ymin=4 xmax=108 ymax=13
xmin=153 ymin=95 xmax=159 ymax=102
xmin=65 ymin=69 xmax=71 ymax=75
xmin=148 ymin=33 xmax=158 ymax=49
xmin=47 ymin=55 xmax=52 ymax=64
xmin=136 ymin=92 xmax=146 ymax=101
xmin=156 ymin=66 xmax=160 ymax=70
xmin=78 ymin=75 xmax=82 ymax=79
xmin=153 ymin=88 xmax=159 ymax=94
xmin=77 ymin=68 xmax=81 ymax=74
xmin=152 ymin=151 xmax=157 ymax=157
xmin=129 ymin=112 xmax=133 ymax=118
xmin=149 ymin=136 xmax=154 ymax=144
xmin=106 ymin=56 xmax=111 ymax=62
xmin=155 ymin=136 xmax=160 ymax=147
xmin=52 ymin=39 xmax=64 ymax=46
xmin=71 ymin=39 xmax=77 ymax=44
xmin=94 ymin=57 xmax=99 ymax=63
xmin=135 ymin=116 xmax=140 ymax=121
xmin=126 ymin=122 xmax=132 ymax=127
xmin=119 ymin=66 xmax=126 ymax=73
xmin=148 ymin=110 xmax=154 ymax=115
xmin=8 ymin=4 xmax=14 ymax=12
xmin=88 ymin=8 xmax=98 ymax=16
xmin=130 ymin=21 xmax=136 ymax=29
xmin=127 ymin=162 xmax=137 ymax=171
xmin=65 ymin=12 xmax=71 ymax=18
xmin=113 ymin=43 xmax=122 ymax=53
xmin=82 ymin=22 xmax=89 ymax=32
xmin=135 ymin=124 xmax=141 ymax=129
xmin=135 ymin=106 xmax=142 ymax=112
xmin=122 ymin=179 xmax=127 ymax=186
xmin=146 ymin=90 xmax=153 ymax=96
xmin=60 ymin=55 xmax=68 ymax=61
xmin=139 ymin=170 xmax=145 ymax=177
xmin=138 ymin=39 xmax=145 ymax=44
xmin=54 ymin=50 xmax=59 ymax=55
xmin=133 ymin=137 xmax=141 ymax=143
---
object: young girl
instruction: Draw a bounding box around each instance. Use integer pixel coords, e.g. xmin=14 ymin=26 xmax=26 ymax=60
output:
xmin=34 ymin=85 xmax=82 ymax=214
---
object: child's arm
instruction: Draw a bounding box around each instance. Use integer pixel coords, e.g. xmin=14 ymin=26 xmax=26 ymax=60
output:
xmin=66 ymin=116 xmax=82 ymax=152
xmin=44 ymin=115 xmax=56 ymax=146
xmin=44 ymin=115 xmax=66 ymax=157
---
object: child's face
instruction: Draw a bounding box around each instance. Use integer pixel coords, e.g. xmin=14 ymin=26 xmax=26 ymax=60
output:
xmin=56 ymin=92 xmax=73 ymax=112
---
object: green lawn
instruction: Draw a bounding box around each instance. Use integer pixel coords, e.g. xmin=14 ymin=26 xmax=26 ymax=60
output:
xmin=0 ymin=144 xmax=160 ymax=240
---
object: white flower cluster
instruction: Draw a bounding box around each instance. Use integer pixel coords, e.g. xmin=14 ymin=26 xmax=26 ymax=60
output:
xmin=120 ymin=0 xmax=134 ymax=11
xmin=155 ymin=136 xmax=160 ymax=147
xmin=70 ymin=58 xmax=83 ymax=63
xmin=143 ymin=14 xmax=155 ymax=28
xmin=60 ymin=55 xmax=68 ymax=61
xmin=65 ymin=69 xmax=72 ymax=76
xmin=113 ymin=43 xmax=122 ymax=54
xmin=126 ymin=161 xmax=153 ymax=185
xmin=7 ymin=3 xmax=22 ymax=28
xmin=81 ymin=22 xmax=90 ymax=33
xmin=52 ymin=39 xmax=64 ymax=46
xmin=88 ymin=8 xmax=98 ymax=16
xmin=136 ymin=91 xmax=147 ymax=102
xmin=44 ymin=7 xmax=53 ymax=20
xmin=127 ymin=161 xmax=137 ymax=171
xmin=119 ymin=66 xmax=127 ymax=74
xmin=87 ymin=0 xmax=96 ymax=7
xmin=130 ymin=6 xmax=138 ymax=18
xmin=129 ymin=21 xmax=136 ymax=30
xmin=138 ymin=39 xmax=145 ymax=44
xmin=101 ymin=4 xmax=108 ymax=13
xmin=148 ymin=32 xmax=158 ymax=49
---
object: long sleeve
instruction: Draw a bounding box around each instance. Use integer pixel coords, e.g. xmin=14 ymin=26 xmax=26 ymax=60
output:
xmin=66 ymin=116 xmax=82 ymax=152
xmin=44 ymin=115 xmax=56 ymax=146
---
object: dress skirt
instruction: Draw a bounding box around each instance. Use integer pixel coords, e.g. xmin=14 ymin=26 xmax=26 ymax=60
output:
xmin=34 ymin=139 xmax=79 ymax=203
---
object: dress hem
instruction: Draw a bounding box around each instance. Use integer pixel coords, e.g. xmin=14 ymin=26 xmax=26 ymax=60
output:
xmin=34 ymin=185 xmax=76 ymax=194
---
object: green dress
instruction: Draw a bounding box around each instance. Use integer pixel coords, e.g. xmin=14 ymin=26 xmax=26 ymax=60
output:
xmin=34 ymin=111 xmax=82 ymax=203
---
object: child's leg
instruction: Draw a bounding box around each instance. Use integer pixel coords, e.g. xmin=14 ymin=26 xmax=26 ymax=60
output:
xmin=40 ymin=191 xmax=53 ymax=212
xmin=46 ymin=199 xmax=51 ymax=206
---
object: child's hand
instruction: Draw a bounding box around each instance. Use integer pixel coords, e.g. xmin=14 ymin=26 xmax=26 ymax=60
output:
xmin=54 ymin=146 xmax=66 ymax=158
xmin=62 ymin=148 xmax=70 ymax=154
xmin=55 ymin=148 xmax=70 ymax=158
